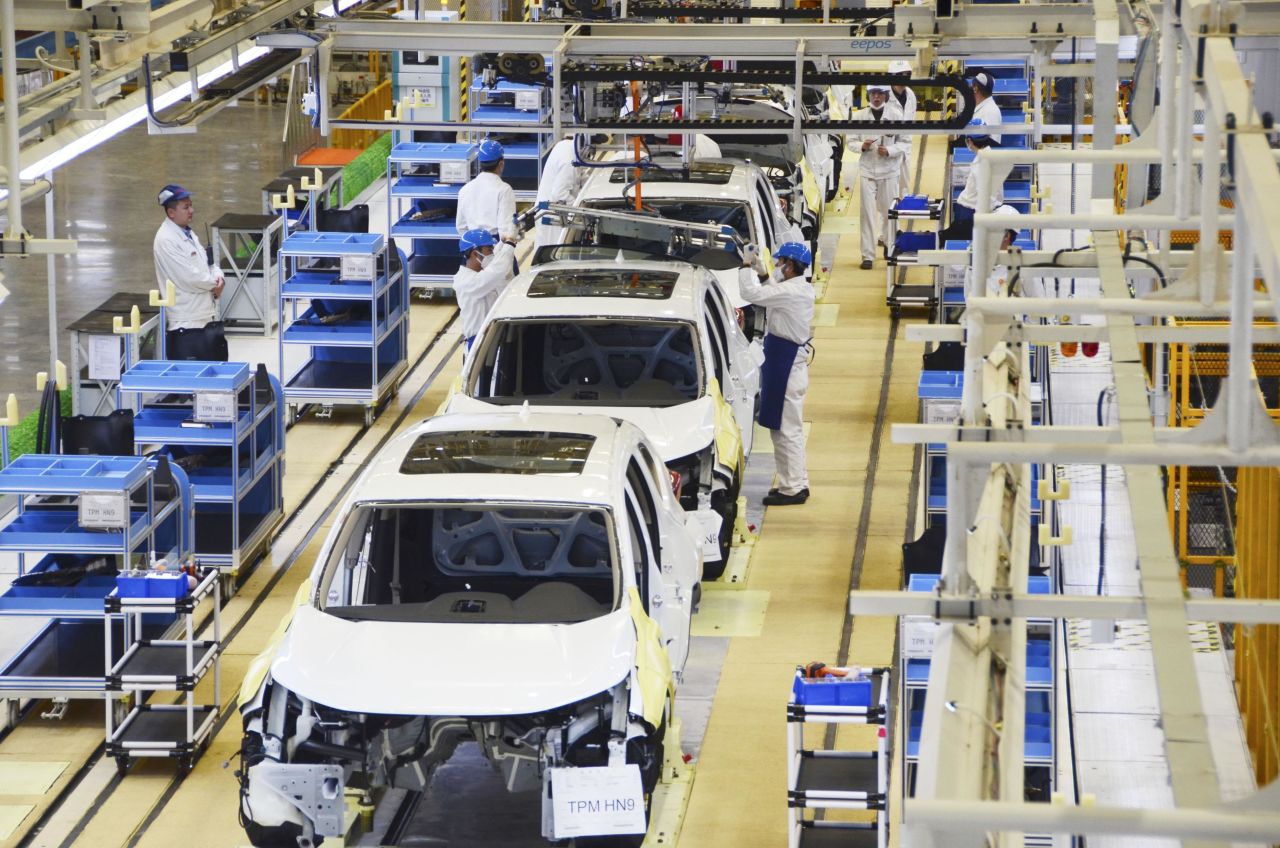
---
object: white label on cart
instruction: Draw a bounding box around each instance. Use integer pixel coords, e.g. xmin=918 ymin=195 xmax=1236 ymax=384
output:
xmin=924 ymin=400 xmax=961 ymax=426
xmin=550 ymin=765 xmax=647 ymax=838
xmin=340 ymin=254 xmax=376 ymax=281
xmin=194 ymin=391 xmax=237 ymax=424
xmin=440 ymin=160 xmax=470 ymax=184
xmin=88 ymin=335 xmax=122 ymax=381
xmin=902 ymin=619 xmax=939 ymax=658
xmin=515 ymin=89 xmax=541 ymax=111
xmin=80 ymin=492 xmax=128 ymax=530
xmin=412 ymin=86 xmax=437 ymax=106
xmin=693 ymin=509 xmax=724 ymax=563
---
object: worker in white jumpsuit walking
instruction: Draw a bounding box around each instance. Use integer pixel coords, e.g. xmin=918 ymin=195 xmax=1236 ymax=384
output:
xmin=453 ymin=229 xmax=516 ymax=351
xmin=851 ymin=85 xmax=905 ymax=269
xmin=153 ymin=184 xmax=227 ymax=359
xmin=738 ymin=242 xmax=816 ymax=507
xmin=456 ymin=139 xmax=518 ymax=242
xmin=889 ymin=61 xmax=918 ymax=198
xmin=535 ymin=136 xmax=586 ymax=250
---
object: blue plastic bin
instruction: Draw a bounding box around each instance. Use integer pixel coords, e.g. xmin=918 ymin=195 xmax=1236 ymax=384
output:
xmin=792 ymin=674 xmax=873 ymax=706
xmin=116 ymin=573 xmax=149 ymax=598
xmin=145 ymin=572 xmax=188 ymax=599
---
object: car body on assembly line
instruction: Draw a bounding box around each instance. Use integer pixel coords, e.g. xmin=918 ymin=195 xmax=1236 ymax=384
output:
xmin=442 ymin=259 xmax=760 ymax=578
xmin=237 ymin=412 xmax=701 ymax=847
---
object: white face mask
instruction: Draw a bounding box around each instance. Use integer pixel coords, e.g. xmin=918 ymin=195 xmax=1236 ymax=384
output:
xmin=771 ymin=267 xmax=786 ymax=283
xmin=479 ymin=252 xmax=496 ymax=270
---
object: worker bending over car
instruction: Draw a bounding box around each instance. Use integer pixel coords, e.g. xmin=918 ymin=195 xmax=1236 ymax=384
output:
xmin=454 ymin=229 xmax=516 ymax=351
xmin=739 ymin=242 xmax=816 ymax=507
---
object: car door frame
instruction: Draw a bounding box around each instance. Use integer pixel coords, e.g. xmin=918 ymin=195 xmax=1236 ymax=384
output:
xmin=700 ymin=275 xmax=759 ymax=455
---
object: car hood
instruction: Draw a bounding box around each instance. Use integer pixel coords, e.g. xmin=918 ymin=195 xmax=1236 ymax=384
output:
xmin=444 ymin=394 xmax=717 ymax=462
xmin=271 ymin=605 xmax=636 ymax=716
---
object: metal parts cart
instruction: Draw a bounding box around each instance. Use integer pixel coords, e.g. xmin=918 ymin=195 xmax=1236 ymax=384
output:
xmin=277 ymin=231 xmax=410 ymax=425
xmin=787 ymin=667 xmax=891 ymax=848
xmin=0 ymin=454 xmax=192 ymax=723
xmin=212 ymin=212 xmax=284 ymax=335
xmin=260 ymin=165 xmax=344 ymax=233
xmin=118 ymin=360 xmax=284 ymax=584
xmin=386 ymin=141 xmax=477 ymax=295
xmin=105 ymin=568 xmax=220 ymax=774
xmin=885 ymin=195 xmax=943 ymax=316
xmin=68 ymin=293 xmax=161 ymax=416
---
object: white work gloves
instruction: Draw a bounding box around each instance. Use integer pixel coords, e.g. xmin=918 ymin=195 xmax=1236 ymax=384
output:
xmin=742 ymin=243 xmax=767 ymax=275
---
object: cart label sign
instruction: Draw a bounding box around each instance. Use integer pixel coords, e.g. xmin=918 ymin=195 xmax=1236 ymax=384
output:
xmin=341 ymin=254 xmax=377 ymax=282
xmin=902 ymin=619 xmax=939 ymax=658
xmin=549 ymin=765 xmax=647 ymax=838
xmin=194 ymin=391 xmax=237 ymax=424
xmin=80 ymin=492 xmax=129 ymax=530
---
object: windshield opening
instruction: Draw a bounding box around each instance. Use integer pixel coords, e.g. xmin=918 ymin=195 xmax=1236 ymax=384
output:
xmin=469 ymin=319 xmax=703 ymax=408
xmin=323 ymin=504 xmax=618 ymax=624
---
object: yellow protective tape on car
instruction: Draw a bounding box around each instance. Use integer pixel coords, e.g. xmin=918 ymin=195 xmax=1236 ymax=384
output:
xmin=800 ymin=159 xmax=821 ymax=214
xmin=434 ymin=375 xmax=464 ymax=416
xmin=238 ymin=578 xmax=314 ymax=705
xmin=628 ymin=587 xmax=673 ymax=729
xmin=706 ymin=378 xmax=744 ymax=478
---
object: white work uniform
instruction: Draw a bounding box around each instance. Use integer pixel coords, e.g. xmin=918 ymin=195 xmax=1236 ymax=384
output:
xmin=737 ymin=267 xmax=815 ymax=497
xmin=456 ymin=171 xmax=518 ymax=242
xmin=891 ymin=86 xmax=918 ymax=196
xmin=850 ymin=101 xmax=905 ymax=262
xmin=535 ymin=139 xmax=585 ymax=250
xmin=153 ymin=218 xmax=219 ymax=331
xmin=972 ymin=96 xmax=1003 ymax=146
xmin=955 ymin=146 xmax=1015 ymax=214
xmin=453 ymin=242 xmax=516 ymax=343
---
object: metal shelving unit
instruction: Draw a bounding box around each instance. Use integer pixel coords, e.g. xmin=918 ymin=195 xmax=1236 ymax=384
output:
xmin=885 ymin=195 xmax=943 ymax=315
xmin=212 ymin=212 xmax=284 ymax=335
xmin=0 ymin=454 xmax=192 ymax=713
xmin=277 ymin=231 xmax=410 ymax=425
xmin=68 ymin=293 xmax=161 ymax=416
xmin=105 ymin=568 xmax=221 ymax=774
xmin=387 ymin=141 xmax=477 ymax=294
xmin=787 ymin=668 xmax=890 ymax=848
xmin=468 ymin=77 xmax=552 ymax=201
xmin=118 ymin=360 xmax=284 ymax=581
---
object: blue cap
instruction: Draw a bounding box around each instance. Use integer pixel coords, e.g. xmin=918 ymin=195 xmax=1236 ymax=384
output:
xmin=459 ymin=229 xmax=498 ymax=255
xmin=477 ymin=139 xmax=505 ymax=164
xmin=157 ymin=184 xmax=191 ymax=207
xmin=773 ymin=242 xmax=812 ymax=268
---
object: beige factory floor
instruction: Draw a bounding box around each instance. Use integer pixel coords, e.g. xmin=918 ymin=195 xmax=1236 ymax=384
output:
xmin=0 ymin=132 xmax=947 ymax=847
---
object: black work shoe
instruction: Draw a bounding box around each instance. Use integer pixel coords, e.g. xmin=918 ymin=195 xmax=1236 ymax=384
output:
xmin=767 ymin=487 xmax=810 ymax=498
xmin=763 ymin=489 xmax=810 ymax=506
xmin=860 ymin=259 xmax=873 ymax=270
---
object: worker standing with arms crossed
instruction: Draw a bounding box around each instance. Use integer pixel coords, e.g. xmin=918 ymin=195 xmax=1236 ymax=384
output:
xmin=153 ymin=184 xmax=227 ymax=360
xmin=453 ymin=229 xmax=516 ymax=352
xmin=889 ymin=61 xmax=918 ymax=198
xmin=739 ymin=242 xmax=815 ymax=507
xmin=851 ymin=84 xmax=905 ymax=270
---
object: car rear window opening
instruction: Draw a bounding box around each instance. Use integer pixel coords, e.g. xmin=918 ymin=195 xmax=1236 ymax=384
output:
xmin=527 ymin=269 xmax=680 ymax=300
xmin=400 ymin=430 xmax=596 ymax=475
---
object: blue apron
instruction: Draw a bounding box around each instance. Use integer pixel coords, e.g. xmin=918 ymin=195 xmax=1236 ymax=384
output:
xmin=758 ymin=334 xmax=802 ymax=431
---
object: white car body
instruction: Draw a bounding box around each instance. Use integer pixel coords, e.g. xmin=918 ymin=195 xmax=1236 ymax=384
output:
xmin=237 ymin=412 xmax=700 ymax=847
xmin=572 ymin=159 xmax=798 ymax=308
xmin=442 ymin=259 xmax=761 ymax=574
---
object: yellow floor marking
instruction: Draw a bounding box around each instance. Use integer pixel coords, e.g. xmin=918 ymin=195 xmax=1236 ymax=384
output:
xmin=0 ymin=806 xmax=32 ymax=840
xmin=0 ymin=761 xmax=67 ymax=796
xmin=691 ymin=590 xmax=770 ymax=638
xmin=812 ymin=303 xmax=841 ymax=327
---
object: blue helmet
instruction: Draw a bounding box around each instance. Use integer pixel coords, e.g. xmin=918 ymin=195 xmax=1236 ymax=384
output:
xmin=459 ymin=229 xmax=498 ymax=255
xmin=773 ymin=242 xmax=812 ymax=268
xmin=477 ymin=139 xmax=505 ymax=164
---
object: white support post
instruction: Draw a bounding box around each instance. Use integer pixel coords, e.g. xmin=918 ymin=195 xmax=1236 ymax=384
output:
xmin=1226 ymin=204 xmax=1254 ymax=453
xmin=1174 ymin=35 xmax=1195 ymax=220
xmin=1198 ymin=116 xmax=1221 ymax=305
xmin=2 ymin=0 xmax=26 ymax=240
xmin=44 ymin=173 xmax=58 ymax=376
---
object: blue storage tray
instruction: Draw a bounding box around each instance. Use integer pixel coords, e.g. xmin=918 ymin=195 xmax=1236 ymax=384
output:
xmin=132 ymin=406 xmax=250 ymax=444
xmin=895 ymin=232 xmax=937 ymax=253
xmin=0 ymin=454 xmax=150 ymax=495
xmin=905 ymin=657 xmax=931 ymax=685
xmin=390 ymin=176 xmax=464 ymax=199
xmin=280 ymin=231 xmax=384 ymax=257
xmin=116 ymin=573 xmax=149 ymax=598
xmin=471 ymin=105 xmax=545 ymax=124
xmin=0 ymin=575 xmax=120 ymax=612
xmin=391 ymin=210 xmax=462 ymax=239
xmin=792 ymin=674 xmax=873 ymax=706
xmin=897 ymin=194 xmax=930 ymax=211
xmin=282 ymin=307 xmax=405 ymax=347
xmin=121 ymin=360 xmax=252 ymax=394
xmin=145 ymin=573 xmax=188 ymax=599
xmin=918 ymin=370 xmax=963 ymax=400
xmin=0 ymin=509 xmax=149 ymax=551
xmin=281 ymin=269 xmax=387 ymax=300
xmin=389 ymin=141 xmax=477 ymax=163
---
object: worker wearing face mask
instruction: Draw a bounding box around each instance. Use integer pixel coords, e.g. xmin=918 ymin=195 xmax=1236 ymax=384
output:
xmin=739 ymin=242 xmax=816 ymax=507
xmin=454 ymin=229 xmax=516 ymax=350
xmin=888 ymin=61 xmax=918 ymax=198
xmin=851 ymin=84 xmax=905 ymax=270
